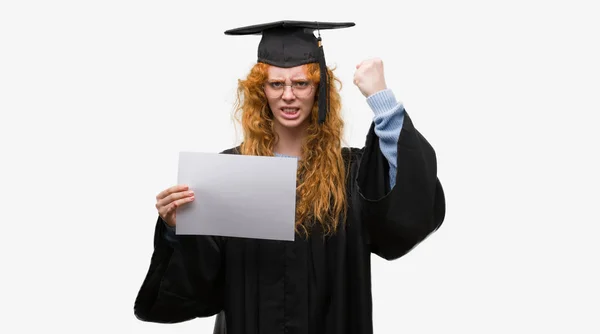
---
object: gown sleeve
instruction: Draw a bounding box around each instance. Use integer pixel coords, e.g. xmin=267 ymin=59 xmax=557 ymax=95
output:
xmin=133 ymin=216 xmax=225 ymax=323
xmin=354 ymin=111 xmax=446 ymax=260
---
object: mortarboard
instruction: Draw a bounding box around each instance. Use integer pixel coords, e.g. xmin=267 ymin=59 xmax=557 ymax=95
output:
xmin=224 ymin=20 xmax=355 ymax=124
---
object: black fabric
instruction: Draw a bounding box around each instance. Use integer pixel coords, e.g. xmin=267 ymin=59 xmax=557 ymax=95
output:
xmin=134 ymin=112 xmax=446 ymax=333
xmin=224 ymin=21 xmax=355 ymax=36
xmin=224 ymin=20 xmax=354 ymax=68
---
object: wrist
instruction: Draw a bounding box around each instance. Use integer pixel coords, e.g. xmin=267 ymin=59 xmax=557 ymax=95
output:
xmin=367 ymin=89 xmax=399 ymax=116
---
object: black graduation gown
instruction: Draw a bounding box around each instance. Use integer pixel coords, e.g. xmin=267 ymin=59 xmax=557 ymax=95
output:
xmin=133 ymin=112 xmax=446 ymax=334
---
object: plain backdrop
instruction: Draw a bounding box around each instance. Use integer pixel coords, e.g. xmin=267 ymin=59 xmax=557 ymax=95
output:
xmin=1 ymin=0 xmax=599 ymax=333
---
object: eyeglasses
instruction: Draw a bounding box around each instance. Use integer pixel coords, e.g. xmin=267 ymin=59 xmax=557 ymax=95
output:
xmin=263 ymin=80 xmax=314 ymax=98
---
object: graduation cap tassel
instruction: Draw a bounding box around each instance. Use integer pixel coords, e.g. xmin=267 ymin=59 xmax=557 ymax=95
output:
xmin=317 ymin=35 xmax=328 ymax=124
xmin=314 ymin=21 xmax=327 ymax=124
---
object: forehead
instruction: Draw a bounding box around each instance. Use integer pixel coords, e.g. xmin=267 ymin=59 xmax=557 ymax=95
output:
xmin=267 ymin=64 xmax=308 ymax=79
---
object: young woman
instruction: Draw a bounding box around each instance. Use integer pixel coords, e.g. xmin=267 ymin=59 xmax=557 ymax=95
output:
xmin=134 ymin=20 xmax=446 ymax=334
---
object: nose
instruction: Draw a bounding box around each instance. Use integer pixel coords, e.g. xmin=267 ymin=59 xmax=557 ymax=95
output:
xmin=281 ymin=85 xmax=295 ymax=101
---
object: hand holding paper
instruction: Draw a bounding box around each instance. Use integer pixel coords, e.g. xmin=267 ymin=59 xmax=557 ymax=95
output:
xmin=155 ymin=184 xmax=195 ymax=227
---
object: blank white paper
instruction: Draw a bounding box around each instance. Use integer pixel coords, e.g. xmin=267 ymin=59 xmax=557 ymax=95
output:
xmin=176 ymin=151 xmax=298 ymax=241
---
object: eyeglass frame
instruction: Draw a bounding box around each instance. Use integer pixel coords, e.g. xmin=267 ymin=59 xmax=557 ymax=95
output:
xmin=262 ymin=80 xmax=315 ymax=98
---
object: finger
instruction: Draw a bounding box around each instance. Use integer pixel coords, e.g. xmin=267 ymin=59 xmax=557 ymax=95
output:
xmin=159 ymin=202 xmax=176 ymax=219
xmin=355 ymin=63 xmax=367 ymax=77
xmin=156 ymin=184 xmax=189 ymax=201
xmin=158 ymin=205 xmax=170 ymax=220
xmin=157 ymin=189 xmax=194 ymax=208
xmin=163 ymin=203 xmax=175 ymax=217
xmin=157 ymin=188 xmax=193 ymax=206
xmin=353 ymin=69 xmax=362 ymax=83
xmin=156 ymin=184 xmax=189 ymax=200
xmin=362 ymin=60 xmax=374 ymax=70
xmin=165 ymin=196 xmax=195 ymax=214
xmin=177 ymin=195 xmax=195 ymax=206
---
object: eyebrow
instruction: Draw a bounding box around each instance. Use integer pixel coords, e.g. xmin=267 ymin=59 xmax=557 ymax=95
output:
xmin=267 ymin=76 xmax=309 ymax=81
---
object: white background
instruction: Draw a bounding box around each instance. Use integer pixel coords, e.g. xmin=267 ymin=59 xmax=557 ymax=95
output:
xmin=1 ymin=0 xmax=599 ymax=333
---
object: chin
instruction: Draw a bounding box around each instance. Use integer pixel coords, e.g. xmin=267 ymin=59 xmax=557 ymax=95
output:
xmin=274 ymin=117 xmax=309 ymax=129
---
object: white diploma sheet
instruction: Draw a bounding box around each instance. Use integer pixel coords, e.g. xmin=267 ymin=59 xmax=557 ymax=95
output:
xmin=175 ymin=151 xmax=298 ymax=241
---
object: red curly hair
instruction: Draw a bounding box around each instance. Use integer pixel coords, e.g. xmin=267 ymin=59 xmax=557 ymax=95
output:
xmin=233 ymin=62 xmax=347 ymax=237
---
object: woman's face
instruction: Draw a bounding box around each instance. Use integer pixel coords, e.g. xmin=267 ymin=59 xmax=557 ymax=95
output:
xmin=265 ymin=65 xmax=316 ymax=130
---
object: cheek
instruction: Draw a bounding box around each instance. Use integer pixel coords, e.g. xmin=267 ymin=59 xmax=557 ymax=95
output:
xmin=266 ymin=96 xmax=277 ymax=111
xmin=302 ymin=96 xmax=315 ymax=115
xmin=303 ymin=102 xmax=313 ymax=115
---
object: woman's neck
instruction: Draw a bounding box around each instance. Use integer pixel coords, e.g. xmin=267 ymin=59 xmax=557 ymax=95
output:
xmin=273 ymin=123 xmax=308 ymax=157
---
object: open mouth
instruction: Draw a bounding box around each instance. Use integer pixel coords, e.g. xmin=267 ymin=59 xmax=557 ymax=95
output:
xmin=281 ymin=107 xmax=300 ymax=115
xmin=280 ymin=107 xmax=301 ymax=120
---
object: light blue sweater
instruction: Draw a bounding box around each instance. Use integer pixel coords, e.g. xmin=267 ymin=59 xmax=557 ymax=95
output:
xmin=367 ymin=88 xmax=405 ymax=189
xmin=276 ymin=88 xmax=404 ymax=189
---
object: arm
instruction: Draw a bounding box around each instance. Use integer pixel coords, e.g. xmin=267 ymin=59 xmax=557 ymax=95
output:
xmin=352 ymin=58 xmax=445 ymax=260
xmin=133 ymin=217 xmax=225 ymax=323
xmin=162 ymin=219 xmax=180 ymax=245
xmin=368 ymin=88 xmax=404 ymax=189
xmin=354 ymin=111 xmax=446 ymax=260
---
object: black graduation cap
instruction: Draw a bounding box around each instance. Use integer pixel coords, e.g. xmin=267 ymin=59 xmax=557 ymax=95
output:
xmin=224 ymin=20 xmax=355 ymax=124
